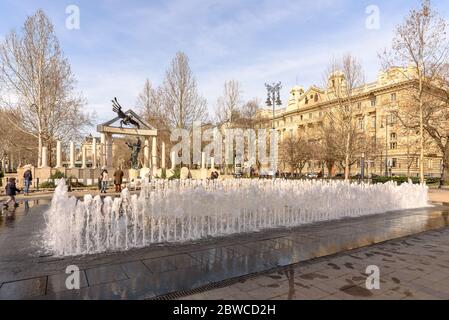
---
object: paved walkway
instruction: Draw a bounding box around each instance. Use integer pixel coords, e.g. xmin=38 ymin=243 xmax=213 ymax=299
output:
xmin=0 ymin=199 xmax=448 ymax=299
xmin=182 ymin=227 xmax=449 ymax=300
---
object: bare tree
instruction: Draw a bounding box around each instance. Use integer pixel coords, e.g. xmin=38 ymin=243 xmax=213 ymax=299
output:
xmin=280 ymin=134 xmax=315 ymax=175
xmin=214 ymin=80 xmax=242 ymax=124
xmin=380 ymin=0 xmax=449 ymax=183
xmin=323 ymin=54 xmax=366 ymax=180
xmin=0 ymin=109 xmax=37 ymax=168
xmin=137 ymin=78 xmax=166 ymax=129
xmin=0 ymin=10 xmax=92 ymax=166
xmin=161 ymin=52 xmax=208 ymax=129
xmin=135 ymin=78 xmax=170 ymax=170
xmin=318 ymin=119 xmax=341 ymax=176
xmin=237 ymin=98 xmax=265 ymax=129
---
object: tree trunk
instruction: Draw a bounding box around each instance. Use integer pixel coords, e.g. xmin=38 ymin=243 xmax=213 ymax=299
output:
xmin=443 ymin=141 xmax=449 ymax=184
xmin=419 ymin=101 xmax=425 ymax=184
xmin=327 ymin=162 xmax=334 ymax=177
xmin=344 ymin=131 xmax=351 ymax=181
xmin=38 ymin=133 xmax=42 ymax=168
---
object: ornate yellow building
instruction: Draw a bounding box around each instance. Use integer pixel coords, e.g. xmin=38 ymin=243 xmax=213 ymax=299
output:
xmin=256 ymin=67 xmax=443 ymax=178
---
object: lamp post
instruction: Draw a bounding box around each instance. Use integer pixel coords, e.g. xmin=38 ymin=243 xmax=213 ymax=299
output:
xmin=265 ymin=82 xmax=282 ymax=129
xmin=265 ymin=82 xmax=282 ymax=179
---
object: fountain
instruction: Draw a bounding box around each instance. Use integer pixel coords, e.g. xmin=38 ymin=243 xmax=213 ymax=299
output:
xmin=43 ymin=179 xmax=429 ymax=256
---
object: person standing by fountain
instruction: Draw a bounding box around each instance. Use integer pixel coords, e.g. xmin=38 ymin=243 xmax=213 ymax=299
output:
xmin=100 ymin=169 xmax=109 ymax=193
xmin=23 ymin=168 xmax=32 ymax=196
xmin=113 ymin=168 xmax=124 ymax=193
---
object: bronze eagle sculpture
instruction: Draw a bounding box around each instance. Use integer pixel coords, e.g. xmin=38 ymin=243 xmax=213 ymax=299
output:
xmin=112 ymin=97 xmax=140 ymax=129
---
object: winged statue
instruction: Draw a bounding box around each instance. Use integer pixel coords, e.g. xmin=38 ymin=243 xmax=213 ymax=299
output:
xmin=112 ymin=97 xmax=141 ymax=129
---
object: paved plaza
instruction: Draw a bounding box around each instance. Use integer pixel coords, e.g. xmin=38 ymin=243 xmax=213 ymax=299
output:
xmin=182 ymin=227 xmax=449 ymax=300
xmin=0 ymin=195 xmax=448 ymax=300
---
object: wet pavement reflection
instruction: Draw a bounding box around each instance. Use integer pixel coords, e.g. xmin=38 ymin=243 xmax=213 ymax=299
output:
xmin=0 ymin=202 xmax=448 ymax=299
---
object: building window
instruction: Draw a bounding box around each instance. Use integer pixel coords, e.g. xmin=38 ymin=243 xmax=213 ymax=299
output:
xmin=428 ymin=159 xmax=433 ymax=169
xmin=390 ymin=113 xmax=397 ymax=124
xmin=391 ymin=93 xmax=397 ymax=102
xmin=344 ymin=105 xmax=349 ymax=112
xmin=371 ymin=116 xmax=376 ymax=129
xmin=358 ymin=118 xmax=364 ymax=130
xmin=390 ymin=132 xmax=397 ymax=140
xmin=357 ymin=102 xmax=362 ymax=110
xmin=314 ymin=94 xmax=319 ymax=102
xmin=390 ymin=142 xmax=397 ymax=150
xmin=392 ymin=158 xmax=397 ymax=168
xmin=300 ymin=115 xmax=303 ymax=121
xmin=309 ymin=113 xmax=312 ymax=119
xmin=370 ymin=96 xmax=377 ymax=107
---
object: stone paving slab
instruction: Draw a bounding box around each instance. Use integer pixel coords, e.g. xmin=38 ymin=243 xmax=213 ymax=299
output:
xmin=181 ymin=227 xmax=449 ymax=300
xmin=0 ymin=199 xmax=449 ymax=299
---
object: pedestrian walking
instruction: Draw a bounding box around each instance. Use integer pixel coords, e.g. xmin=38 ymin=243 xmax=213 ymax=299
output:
xmin=3 ymin=178 xmax=20 ymax=208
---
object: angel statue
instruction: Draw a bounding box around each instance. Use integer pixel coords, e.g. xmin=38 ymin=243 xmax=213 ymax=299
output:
xmin=126 ymin=138 xmax=142 ymax=170
xmin=112 ymin=97 xmax=140 ymax=129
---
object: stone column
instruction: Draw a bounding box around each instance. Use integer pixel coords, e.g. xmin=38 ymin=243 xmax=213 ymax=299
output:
xmin=211 ymin=156 xmax=215 ymax=170
xmin=161 ymin=142 xmax=166 ymax=169
xmin=56 ymin=141 xmax=62 ymax=168
xmin=100 ymin=133 xmax=106 ymax=168
xmin=144 ymin=138 xmax=150 ymax=169
xmin=152 ymin=136 xmax=157 ymax=171
xmin=81 ymin=145 xmax=87 ymax=169
xmin=41 ymin=146 xmax=49 ymax=168
xmin=106 ymin=134 xmax=113 ymax=168
xmin=171 ymin=151 xmax=176 ymax=170
xmin=69 ymin=141 xmax=76 ymax=168
xmin=201 ymin=152 xmax=206 ymax=169
xmin=92 ymin=138 xmax=97 ymax=169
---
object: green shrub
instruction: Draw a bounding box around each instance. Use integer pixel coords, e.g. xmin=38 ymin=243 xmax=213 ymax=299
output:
xmin=425 ymin=177 xmax=441 ymax=184
xmin=50 ymin=170 xmax=65 ymax=179
xmin=67 ymin=176 xmax=85 ymax=188
xmin=371 ymin=175 xmax=442 ymax=185
xmin=168 ymin=167 xmax=181 ymax=180
xmin=40 ymin=181 xmax=56 ymax=189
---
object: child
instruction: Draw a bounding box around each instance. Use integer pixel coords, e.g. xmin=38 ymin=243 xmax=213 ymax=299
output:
xmin=4 ymin=178 xmax=20 ymax=208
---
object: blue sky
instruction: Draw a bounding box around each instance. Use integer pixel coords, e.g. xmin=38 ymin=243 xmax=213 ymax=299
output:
xmin=1 ymin=0 xmax=448 ymax=125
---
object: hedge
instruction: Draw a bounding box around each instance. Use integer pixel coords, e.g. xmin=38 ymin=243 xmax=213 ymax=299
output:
xmin=371 ymin=176 xmax=442 ymax=185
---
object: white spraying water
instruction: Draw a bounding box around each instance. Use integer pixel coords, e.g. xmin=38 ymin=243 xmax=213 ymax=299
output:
xmin=43 ymin=179 xmax=429 ymax=256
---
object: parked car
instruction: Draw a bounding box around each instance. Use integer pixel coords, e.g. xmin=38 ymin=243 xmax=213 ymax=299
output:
xmin=334 ymin=173 xmax=345 ymax=179
xmin=305 ymin=173 xmax=318 ymax=179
